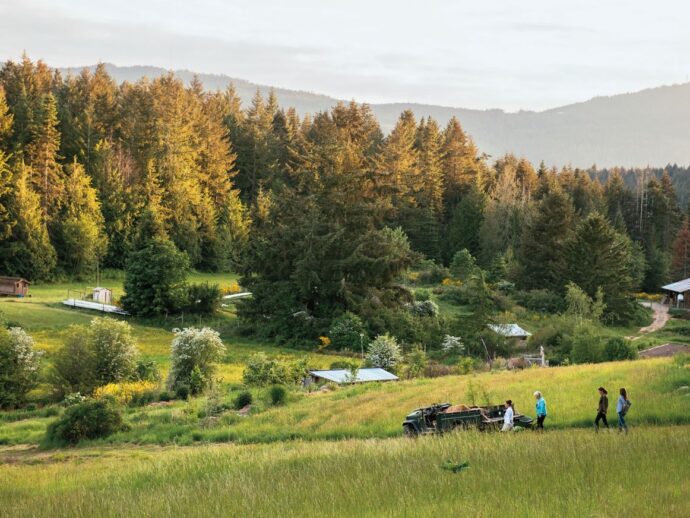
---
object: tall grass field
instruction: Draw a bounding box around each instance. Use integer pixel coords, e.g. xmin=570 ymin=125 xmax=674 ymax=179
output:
xmin=1 ymin=427 xmax=688 ymax=517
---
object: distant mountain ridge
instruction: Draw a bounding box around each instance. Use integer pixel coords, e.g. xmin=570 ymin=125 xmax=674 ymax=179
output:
xmin=60 ymin=64 xmax=690 ymax=168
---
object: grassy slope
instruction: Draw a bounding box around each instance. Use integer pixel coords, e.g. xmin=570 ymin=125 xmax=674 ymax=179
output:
xmin=1 ymin=357 xmax=688 ymax=447
xmin=0 ymin=273 xmax=350 ymax=387
xmin=2 ymin=426 xmax=689 ymax=517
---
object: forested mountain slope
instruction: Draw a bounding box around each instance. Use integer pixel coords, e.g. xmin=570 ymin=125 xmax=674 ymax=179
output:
xmin=62 ymin=64 xmax=690 ymax=168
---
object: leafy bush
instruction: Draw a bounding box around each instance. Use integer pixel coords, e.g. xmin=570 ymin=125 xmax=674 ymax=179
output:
xmin=234 ymin=390 xmax=253 ymax=409
xmin=514 ymin=289 xmax=565 ymax=313
xmin=45 ymin=398 xmax=124 ymax=446
xmin=51 ymin=318 xmax=139 ymax=397
xmin=457 ymin=356 xmax=475 ymax=374
xmin=183 ymin=282 xmax=222 ymax=315
xmin=175 ymin=385 xmax=190 ymax=400
xmin=404 ymin=346 xmax=428 ymax=379
xmin=134 ymin=359 xmax=161 ymax=383
xmin=669 ymin=308 xmax=688 ymax=319
xmin=242 ymin=353 xmax=309 ymax=386
xmin=269 ymin=385 xmax=288 ymax=406
xmin=449 ymin=249 xmax=478 ymax=280
xmin=604 ymin=337 xmax=637 ymax=361
xmin=328 ymin=312 xmax=367 ymax=350
xmin=437 ymin=286 xmax=471 ymax=306
xmin=93 ymin=381 xmax=159 ymax=406
xmin=168 ymin=327 xmax=226 ymax=395
xmin=63 ymin=392 xmax=86 ymax=406
xmin=365 ymin=334 xmax=402 ymax=372
xmin=415 ymin=260 xmax=449 ymax=284
xmin=414 ymin=288 xmax=431 ymax=301
xmin=569 ymin=325 xmax=604 ymax=363
xmin=406 ymin=300 xmax=439 ymax=318
xmin=0 ymin=327 xmax=42 ymax=409
xmin=90 ymin=318 xmax=139 ymax=385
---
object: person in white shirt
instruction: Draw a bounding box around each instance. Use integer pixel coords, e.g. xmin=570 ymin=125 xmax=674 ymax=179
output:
xmin=501 ymin=400 xmax=514 ymax=432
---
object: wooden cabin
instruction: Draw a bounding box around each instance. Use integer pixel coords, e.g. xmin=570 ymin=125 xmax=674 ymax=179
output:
xmin=662 ymin=278 xmax=690 ymax=308
xmin=0 ymin=276 xmax=30 ymax=297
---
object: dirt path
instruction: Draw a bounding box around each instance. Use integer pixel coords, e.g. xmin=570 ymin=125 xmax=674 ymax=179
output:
xmin=628 ymin=302 xmax=669 ymax=340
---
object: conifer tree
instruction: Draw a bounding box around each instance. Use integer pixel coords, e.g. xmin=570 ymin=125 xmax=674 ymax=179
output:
xmin=415 ymin=117 xmax=444 ymax=217
xmin=671 ymin=218 xmax=690 ymax=279
xmin=26 ymin=93 xmax=63 ymax=218
xmin=518 ymin=185 xmax=574 ymax=291
xmin=0 ymin=162 xmax=56 ymax=280
xmin=53 ymin=159 xmax=106 ymax=277
xmin=566 ymin=212 xmax=637 ymax=321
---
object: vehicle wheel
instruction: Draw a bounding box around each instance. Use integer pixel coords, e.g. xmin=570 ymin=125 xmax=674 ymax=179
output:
xmin=403 ymin=425 xmax=418 ymax=438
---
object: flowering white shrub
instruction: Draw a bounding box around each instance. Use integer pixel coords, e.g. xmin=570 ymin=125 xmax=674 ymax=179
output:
xmin=365 ymin=334 xmax=402 ymax=372
xmin=90 ymin=317 xmax=139 ymax=384
xmin=441 ymin=335 xmax=465 ymax=354
xmin=168 ymin=327 xmax=226 ymax=394
xmin=0 ymin=327 xmax=43 ymax=408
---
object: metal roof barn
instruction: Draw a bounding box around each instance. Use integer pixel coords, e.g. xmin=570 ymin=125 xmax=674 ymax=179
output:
xmin=662 ymin=279 xmax=690 ymax=293
xmin=487 ymin=323 xmax=532 ymax=338
xmin=309 ymin=368 xmax=398 ymax=384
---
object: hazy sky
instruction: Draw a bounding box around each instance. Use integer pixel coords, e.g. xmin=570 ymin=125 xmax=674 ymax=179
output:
xmin=1 ymin=0 xmax=688 ymax=111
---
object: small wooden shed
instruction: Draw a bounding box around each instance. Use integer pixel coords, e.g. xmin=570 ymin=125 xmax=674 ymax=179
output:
xmin=92 ymin=287 xmax=113 ymax=304
xmin=0 ymin=276 xmax=30 ymax=297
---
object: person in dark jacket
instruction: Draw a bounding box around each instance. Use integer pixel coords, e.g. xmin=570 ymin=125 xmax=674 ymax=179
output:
xmin=594 ymin=387 xmax=609 ymax=431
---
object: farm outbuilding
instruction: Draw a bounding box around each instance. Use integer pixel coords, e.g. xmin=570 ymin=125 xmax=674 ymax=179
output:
xmin=487 ymin=323 xmax=531 ymax=340
xmin=308 ymin=368 xmax=399 ymax=385
xmin=0 ymin=276 xmax=30 ymax=297
xmin=662 ymin=278 xmax=690 ymax=308
xmin=92 ymin=287 xmax=113 ymax=304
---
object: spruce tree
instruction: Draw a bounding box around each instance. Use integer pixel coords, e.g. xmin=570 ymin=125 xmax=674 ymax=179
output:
xmin=518 ymin=186 xmax=574 ymax=291
xmin=26 ymin=93 xmax=63 ymax=218
xmin=566 ymin=212 xmax=637 ymax=322
xmin=0 ymin=161 xmax=56 ymax=280
xmin=53 ymin=159 xmax=106 ymax=277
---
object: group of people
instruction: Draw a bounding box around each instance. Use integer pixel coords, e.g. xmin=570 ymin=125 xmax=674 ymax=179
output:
xmin=501 ymin=388 xmax=632 ymax=433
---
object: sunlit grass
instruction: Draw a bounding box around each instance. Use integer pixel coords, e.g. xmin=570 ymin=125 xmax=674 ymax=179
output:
xmin=1 ymin=426 xmax=688 ymax=517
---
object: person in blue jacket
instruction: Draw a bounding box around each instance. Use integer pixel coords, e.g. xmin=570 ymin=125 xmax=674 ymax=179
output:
xmin=534 ymin=390 xmax=547 ymax=431
xmin=616 ymin=387 xmax=632 ymax=434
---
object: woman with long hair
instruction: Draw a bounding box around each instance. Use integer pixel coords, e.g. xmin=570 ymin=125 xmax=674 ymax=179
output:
xmin=616 ymin=388 xmax=632 ymax=433
xmin=595 ymin=387 xmax=609 ymax=431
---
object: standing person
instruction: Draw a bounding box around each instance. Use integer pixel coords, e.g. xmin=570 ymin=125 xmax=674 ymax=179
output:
xmin=595 ymin=387 xmax=609 ymax=431
xmin=501 ymin=400 xmax=514 ymax=432
xmin=534 ymin=391 xmax=547 ymax=431
xmin=617 ymin=388 xmax=632 ymax=434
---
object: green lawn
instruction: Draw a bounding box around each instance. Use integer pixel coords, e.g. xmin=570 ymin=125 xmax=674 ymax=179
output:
xmin=1 ymin=426 xmax=688 ymax=517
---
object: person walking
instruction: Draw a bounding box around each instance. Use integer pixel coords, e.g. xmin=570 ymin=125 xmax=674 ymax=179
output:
xmin=595 ymin=387 xmax=609 ymax=431
xmin=617 ymin=388 xmax=632 ymax=434
xmin=501 ymin=400 xmax=514 ymax=432
xmin=534 ymin=391 xmax=547 ymax=431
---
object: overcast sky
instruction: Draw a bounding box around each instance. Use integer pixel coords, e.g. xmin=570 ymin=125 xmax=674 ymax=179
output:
xmin=1 ymin=0 xmax=688 ymax=111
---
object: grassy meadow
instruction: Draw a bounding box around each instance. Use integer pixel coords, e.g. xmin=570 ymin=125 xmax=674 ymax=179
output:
xmin=1 ymin=274 xmax=690 ymax=516
xmin=1 ymin=426 xmax=689 ymax=517
xmin=0 ymin=272 xmax=351 ymax=387
xmin=0 ymin=357 xmax=688 ymax=447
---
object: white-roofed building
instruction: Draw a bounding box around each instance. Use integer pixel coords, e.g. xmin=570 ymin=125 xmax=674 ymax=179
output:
xmin=308 ymin=368 xmax=398 ymax=385
xmin=487 ymin=323 xmax=532 ymax=339
xmin=662 ymin=278 xmax=690 ymax=308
